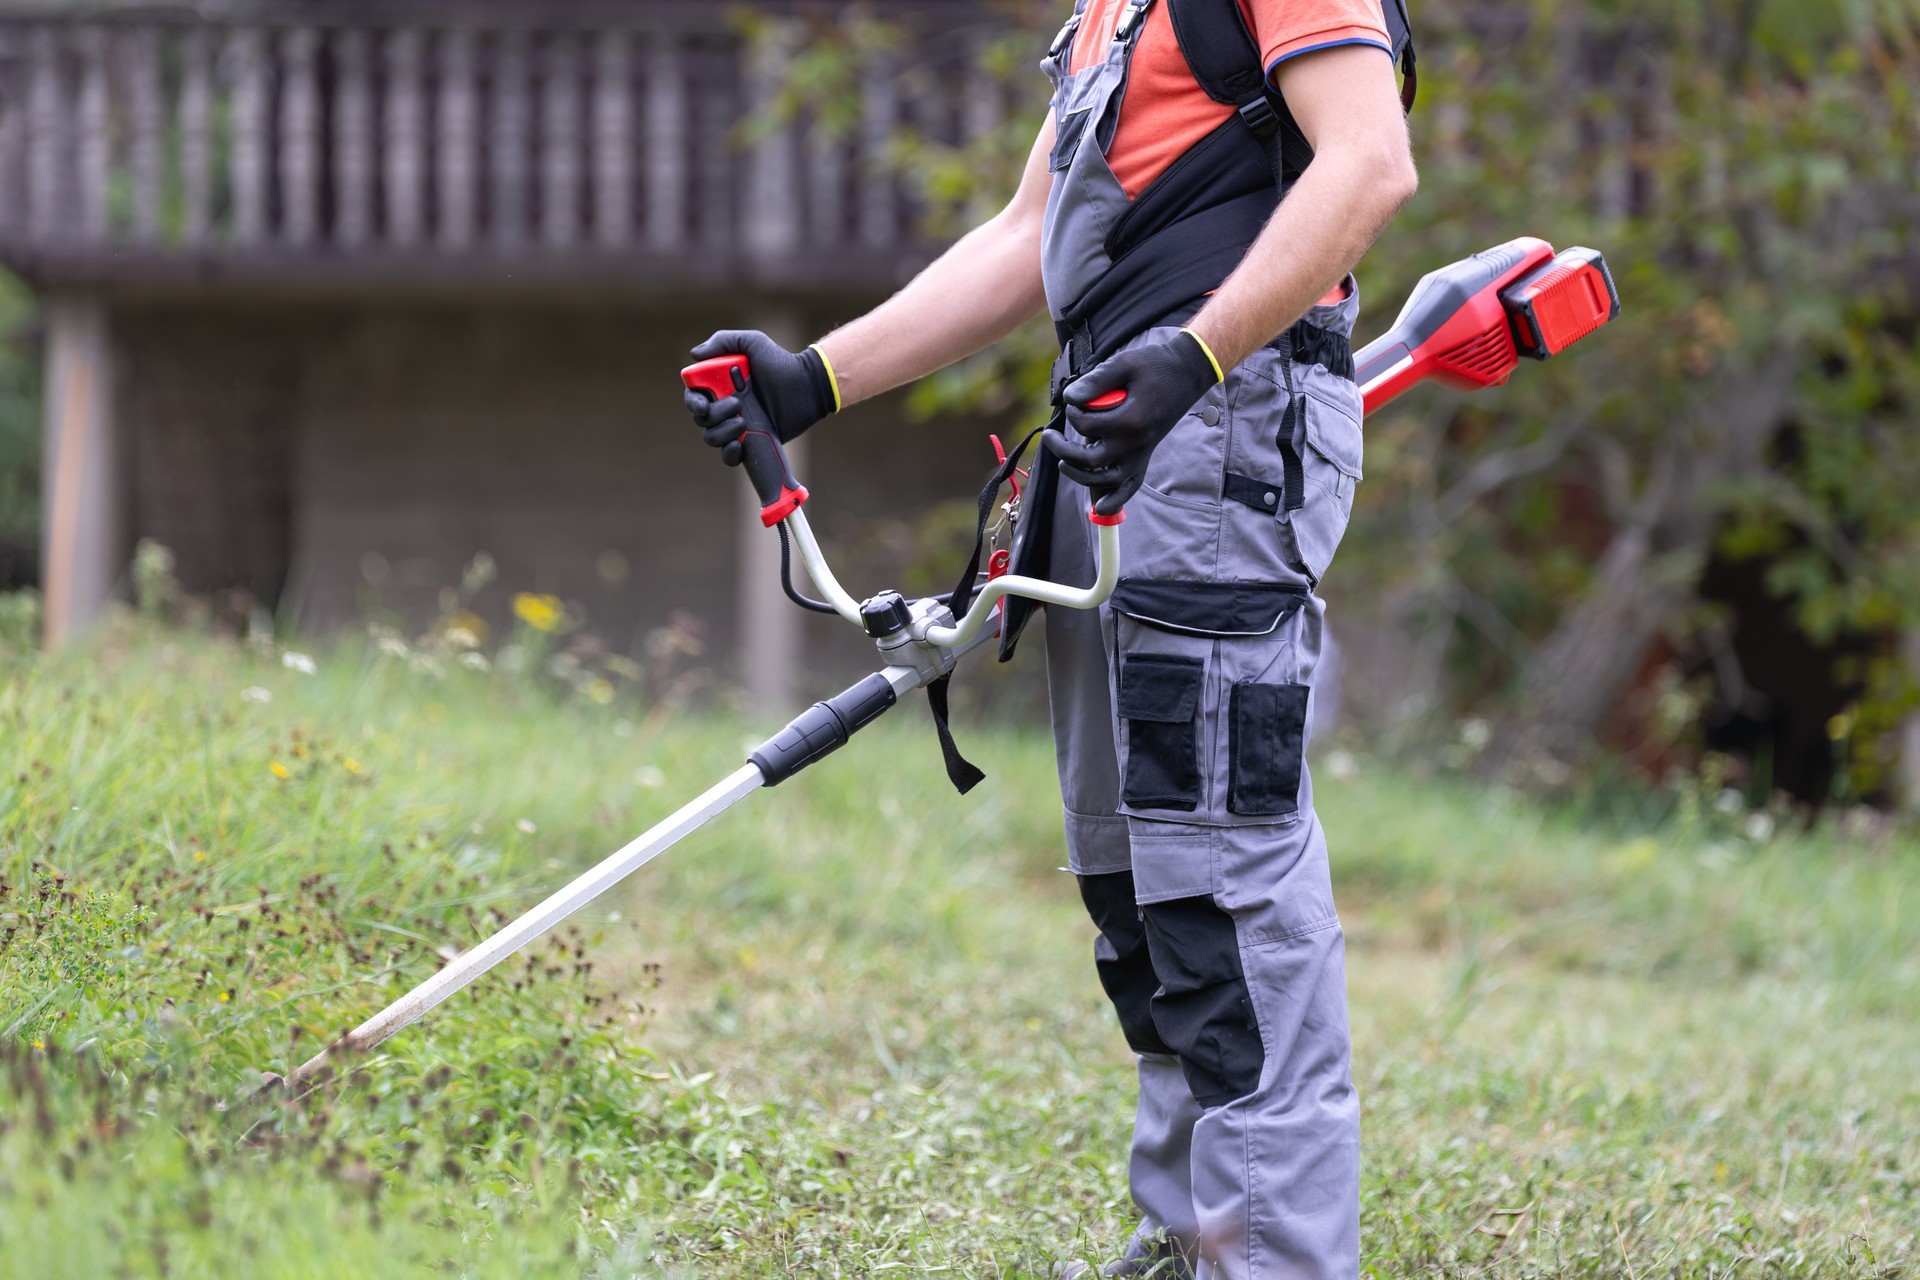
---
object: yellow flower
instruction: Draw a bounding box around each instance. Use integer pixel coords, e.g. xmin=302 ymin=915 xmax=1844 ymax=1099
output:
xmin=31 ymin=1038 xmax=43 ymax=1050
xmin=512 ymin=593 xmax=567 ymax=634
xmin=446 ymin=611 xmax=489 ymax=647
xmin=270 ymin=762 xmax=291 ymax=780
xmin=217 ymin=992 xmax=230 ymax=1002
xmin=192 ymin=850 xmax=207 ymax=862
xmin=342 ymin=757 xmax=364 ymax=776
xmin=585 ymin=678 xmax=615 ymax=705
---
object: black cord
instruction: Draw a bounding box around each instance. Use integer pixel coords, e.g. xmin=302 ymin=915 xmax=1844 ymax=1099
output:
xmin=776 ymin=521 xmax=839 ymax=615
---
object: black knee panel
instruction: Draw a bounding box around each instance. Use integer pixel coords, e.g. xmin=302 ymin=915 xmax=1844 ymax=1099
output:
xmin=1140 ymin=895 xmax=1265 ymax=1108
xmin=1077 ymin=871 xmax=1174 ymax=1057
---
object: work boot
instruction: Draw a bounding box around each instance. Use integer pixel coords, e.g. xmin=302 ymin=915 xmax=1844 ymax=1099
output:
xmin=1053 ymin=1226 xmax=1195 ymax=1279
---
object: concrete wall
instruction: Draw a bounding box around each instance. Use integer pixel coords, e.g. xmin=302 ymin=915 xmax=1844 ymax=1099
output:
xmin=114 ymin=299 xmax=1047 ymax=705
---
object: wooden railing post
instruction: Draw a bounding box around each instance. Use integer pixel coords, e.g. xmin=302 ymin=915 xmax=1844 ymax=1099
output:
xmin=281 ymin=27 xmax=321 ymax=247
xmin=387 ymin=29 xmax=426 ymax=247
xmin=335 ymin=28 xmax=373 ymax=248
xmin=28 ymin=25 xmax=65 ymax=240
xmin=644 ymin=32 xmax=686 ymax=253
xmin=491 ymin=29 xmax=530 ymax=248
xmin=438 ymin=28 xmax=479 ymax=251
xmin=227 ymin=26 xmax=268 ymax=246
xmin=128 ymin=26 xmax=165 ymax=243
xmin=179 ymin=26 xmax=212 ymax=246
xmin=858 ymin=50 xmax=898 ymax=250
xmin=745 ymin=21 xmax=800 ymax=263
xmin=542 ymin=32 xmax=582 ymax=249
xmin=0 ymin=28 xmax=22 ymax=237
xmin=593 ymin=29 xmax=633 ymax=250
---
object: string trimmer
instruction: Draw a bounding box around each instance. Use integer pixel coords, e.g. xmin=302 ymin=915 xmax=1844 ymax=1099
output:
xmin=260 ymin=236 xmax=1616 ymax=1093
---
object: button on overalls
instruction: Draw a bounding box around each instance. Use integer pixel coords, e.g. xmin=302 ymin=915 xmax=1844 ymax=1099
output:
xmin=1038 ymin=2 xmax=1366 ymax=1276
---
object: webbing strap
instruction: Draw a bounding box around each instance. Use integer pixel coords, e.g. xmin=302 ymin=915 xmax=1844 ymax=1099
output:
xmin=1277 ymin=330 xmax=1307 ymax=512
xmin=947 ymin=423 xmax=1045 ymax=620
xmin=926 ymin=421 xmax=1046 ymax=795
xmin=925 ymin=674 xmax=984 ymax=795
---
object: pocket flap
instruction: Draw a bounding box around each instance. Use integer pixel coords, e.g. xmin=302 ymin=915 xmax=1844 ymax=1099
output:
xmin=1301 ymin=388 xmax=1364 ymax=480
xmin=1117 ymin=655 xmax=1202 ymax=723
xmin=1111 ymin=579 xmax=1308 ymax=639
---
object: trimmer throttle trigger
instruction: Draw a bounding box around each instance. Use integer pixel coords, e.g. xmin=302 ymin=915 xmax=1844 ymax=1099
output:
xmin=680 ymin=354 xmax=749 ymax=401
xmin=1084 ymin=388 xmax=1128 ymax=410
xmin=679 ymin=354 xmax=810 ymax=526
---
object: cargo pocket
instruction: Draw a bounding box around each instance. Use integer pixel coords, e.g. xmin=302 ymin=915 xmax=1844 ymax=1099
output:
xmin=1283 ymin=381 xmax=1364 ymax=585
xmin=1111 ymin=579 xmax=1310 ymax=821
xmin=1227 ymin=681 xmax=1309 ymax=817
xmin=1117 ymin=654 xmax=1203 ymax=811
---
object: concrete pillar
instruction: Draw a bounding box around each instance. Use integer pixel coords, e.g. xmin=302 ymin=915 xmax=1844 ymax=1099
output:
xmin=41 ymin=296 xmax=125 ymax=646
xmin=735 ymin=311 xmax=808 ymax=715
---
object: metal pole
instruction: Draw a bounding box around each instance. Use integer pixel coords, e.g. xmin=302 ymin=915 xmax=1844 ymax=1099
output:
xmin=278 ymin=762 xmax=766 ymax=1088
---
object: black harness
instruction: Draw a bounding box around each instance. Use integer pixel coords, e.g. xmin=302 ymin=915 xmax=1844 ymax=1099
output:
xmin=935 ymin=0 xmax=1418 ymax=793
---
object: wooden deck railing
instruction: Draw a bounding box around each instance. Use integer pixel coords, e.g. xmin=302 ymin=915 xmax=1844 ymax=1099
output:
xmin=0 ymin=3 xmax=1014 ymax=296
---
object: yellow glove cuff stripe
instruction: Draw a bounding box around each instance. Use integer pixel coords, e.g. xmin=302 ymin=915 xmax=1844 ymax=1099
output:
xmin=1179 ymin=327 xmax=1226 ymax=384
xmin=809 ymin=343 xmax=844 ymax=413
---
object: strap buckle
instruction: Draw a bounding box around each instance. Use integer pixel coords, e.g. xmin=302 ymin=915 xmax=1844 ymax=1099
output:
xmin=1237 ymin=94 xmax=1281 ymax=137
xmin=1047 ymin=15 xmax=1081 ymax=58
xmin=1113 ymin=0 xmax=1152 ymax=42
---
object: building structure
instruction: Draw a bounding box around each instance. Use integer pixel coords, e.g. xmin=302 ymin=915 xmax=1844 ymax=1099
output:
xmin=0 ymin=0 xmax=1026 ymax=707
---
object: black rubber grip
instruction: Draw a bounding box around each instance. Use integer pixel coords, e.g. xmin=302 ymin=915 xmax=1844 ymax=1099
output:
xmin=749 ymin=672 xmax=899 ymax=787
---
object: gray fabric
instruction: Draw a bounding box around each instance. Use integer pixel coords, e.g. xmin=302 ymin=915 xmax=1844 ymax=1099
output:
xmin=1039 ymin=9 xmax=1365 ymax=1276
xmin=1039 ymin=0 xmax=1147 ymax=326
xmin=1042 ymin=325 xmax=1365 ymax=1278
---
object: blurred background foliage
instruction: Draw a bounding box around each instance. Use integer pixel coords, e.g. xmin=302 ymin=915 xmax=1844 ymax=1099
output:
xmin=0 ymin=271 xmax=37 ymax=588
xmin=2 ymin=0 xmax=1917 ymax=807
xmin=764 ymin=0 xmax=1920 ymax=806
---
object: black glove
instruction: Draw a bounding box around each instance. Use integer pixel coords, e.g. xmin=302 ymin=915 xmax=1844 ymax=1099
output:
xmin=1043 ymin=329 xmax=1222 ymax=516
xmin=683 ymin=330 xmax=838 ymax=467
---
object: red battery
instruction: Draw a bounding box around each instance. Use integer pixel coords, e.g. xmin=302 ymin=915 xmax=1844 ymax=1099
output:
xmin=1500 ymin=247 xmax=1620 ymax=360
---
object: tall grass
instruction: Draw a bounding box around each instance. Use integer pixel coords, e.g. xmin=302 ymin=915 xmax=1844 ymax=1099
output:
xmin=1 ymin=620 xmax=1916 ymax=1276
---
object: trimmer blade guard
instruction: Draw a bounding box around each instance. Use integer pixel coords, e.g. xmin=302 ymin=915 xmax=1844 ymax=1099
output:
xmin=1500 ymin=246 xmax=1620 ymax=360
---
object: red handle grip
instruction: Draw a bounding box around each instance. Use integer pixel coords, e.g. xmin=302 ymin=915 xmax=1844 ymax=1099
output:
xmin=679 ymin=354 xmax=810 ymax=526
xmin=1084 ymin=388 xmax=1128 ymax=410
xmin=681 ymin=354 xmax=748 ymax=401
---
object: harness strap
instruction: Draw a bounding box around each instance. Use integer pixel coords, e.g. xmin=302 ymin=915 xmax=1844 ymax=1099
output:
xmin=1168 ymin=0 xmax=1418 ymax=185
xmin=1275 ymin=329 xmax=1308 ymax=512
xmin=925 ymin=422 xmax=1047 ymax=794
xmin=925 ymin=674 xmax=984 ymax=795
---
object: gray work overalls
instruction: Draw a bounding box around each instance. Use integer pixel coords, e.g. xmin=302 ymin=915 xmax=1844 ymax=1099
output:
xmin=1037 ymin=1 xmax=1366 ymax=1275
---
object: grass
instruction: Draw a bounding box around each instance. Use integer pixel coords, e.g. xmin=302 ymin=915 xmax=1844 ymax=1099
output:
xmin=0 ymin=618 xmax=1916 ymax=1277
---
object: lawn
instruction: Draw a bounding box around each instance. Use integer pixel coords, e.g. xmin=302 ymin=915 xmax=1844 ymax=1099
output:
xmin=1 ymin=622 xmax=1915 ymax=1277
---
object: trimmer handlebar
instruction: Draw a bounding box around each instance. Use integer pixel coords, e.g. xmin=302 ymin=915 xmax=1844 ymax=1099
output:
xmin=681 ymin=355 xmax=811 ymax=527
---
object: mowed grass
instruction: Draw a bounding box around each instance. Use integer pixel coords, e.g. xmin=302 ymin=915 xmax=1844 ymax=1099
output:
xmin=0 ymin=624 xmax=1916 ymax=1277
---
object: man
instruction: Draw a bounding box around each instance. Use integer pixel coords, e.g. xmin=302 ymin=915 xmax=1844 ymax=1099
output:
xmin=687 ymin=1 xmax=1416 ymax=1274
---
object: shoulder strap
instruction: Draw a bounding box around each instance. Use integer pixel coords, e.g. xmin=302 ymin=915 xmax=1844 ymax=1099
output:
xmin=1169 ymin=0 xmax=1419 ymax=118
xmin=1167 ymin=0 xmax=1267 ymax=109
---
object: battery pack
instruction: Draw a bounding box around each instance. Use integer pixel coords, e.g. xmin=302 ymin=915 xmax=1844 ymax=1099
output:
xmin=1501 ymin=247 xmax=1620 ymax=360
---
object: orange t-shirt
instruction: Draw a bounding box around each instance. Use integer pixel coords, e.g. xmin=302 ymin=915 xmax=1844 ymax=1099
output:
xmin=1066 ymin=0 xmax=1391 ymax=199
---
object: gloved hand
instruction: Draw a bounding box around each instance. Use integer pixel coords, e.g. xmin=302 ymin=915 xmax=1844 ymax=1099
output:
xmin=683 ymin=330 xmax=839 ymax=467
xmin=1042 ymin=329 xmax=1222 ymax=516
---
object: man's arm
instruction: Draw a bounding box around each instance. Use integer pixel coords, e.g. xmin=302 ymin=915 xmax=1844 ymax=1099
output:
xmin=1045 ymin=44 xmax=1415 ymax=513
xmin=1186 ymin=44 xmax=1417 ymax=369
xmin=814 ymin=117 xmax=1055 ymax=407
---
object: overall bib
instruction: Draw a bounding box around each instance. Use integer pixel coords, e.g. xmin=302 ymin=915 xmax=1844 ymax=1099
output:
xmin=1039 ymin=2 xmax=1365 ymax=1275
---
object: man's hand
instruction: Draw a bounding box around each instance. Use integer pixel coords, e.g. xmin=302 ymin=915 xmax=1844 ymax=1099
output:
xmin=683 ymin=331 xmax=838 ymax=465
xmin=1043 ymin=329 xmax=1222 ymax=516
